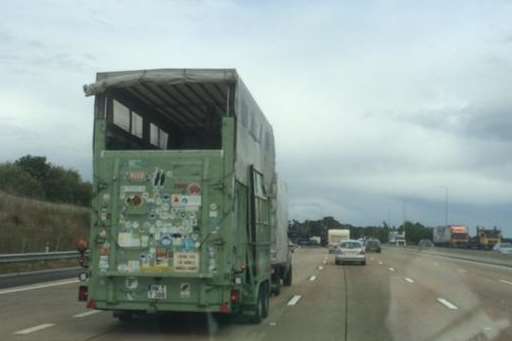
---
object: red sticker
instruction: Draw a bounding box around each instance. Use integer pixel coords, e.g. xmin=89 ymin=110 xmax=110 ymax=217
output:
xmin=187 ymin=183 xmax=201 ymax=195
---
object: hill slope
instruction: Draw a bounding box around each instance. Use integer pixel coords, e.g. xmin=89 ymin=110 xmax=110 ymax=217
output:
xmin=0 ymin=191 xmax=90 ymax=253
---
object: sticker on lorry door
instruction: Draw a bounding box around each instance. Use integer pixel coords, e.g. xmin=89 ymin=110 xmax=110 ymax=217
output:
xmin=180 ymin=283 xmax=191 ymax=298
xmin=171 ymin=194 xmax=201 ymax=208
xmin=174 ymin=252 xmax=199 ymax=272
xmin=148 ymin=285 xmax=167 ymax=300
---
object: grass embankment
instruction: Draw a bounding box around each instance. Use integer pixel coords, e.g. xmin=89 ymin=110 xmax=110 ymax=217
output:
xmin=0 ymin=191 xmax=90 ymax=273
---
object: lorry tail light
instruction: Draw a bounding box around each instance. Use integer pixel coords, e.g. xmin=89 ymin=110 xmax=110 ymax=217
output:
xmin=219 ymin=303 xmax=231 ymax=314
xmin=86 ymin=299 xmax=96 ymax=309
xmin=230 ymin=289 xmax=240 ymax=304
xmin=78 ymin=285 xmax=88 ymax=301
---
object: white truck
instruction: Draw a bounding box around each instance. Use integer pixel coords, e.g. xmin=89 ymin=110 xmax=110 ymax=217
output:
xmin=270 ymin=178 xmax=292 ymax=295
xmin=328 ymin=229 xmax=350 ymax=253
xmin=389 ymin=231 xmax=406 ymax=246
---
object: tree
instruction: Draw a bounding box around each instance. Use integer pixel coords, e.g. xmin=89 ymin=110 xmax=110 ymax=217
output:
xmin=0 ymin=163 xmax=44 ymax=198
xmin=14 ymin=155 xmax=51 ymax=183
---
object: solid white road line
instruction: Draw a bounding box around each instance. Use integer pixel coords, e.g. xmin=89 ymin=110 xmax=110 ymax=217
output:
xmin=437 ymin=298 xmax=459 ymax=310
xmin=309 ymin=275 xmax=317 ymax=281
xmin=73 ymin=310 xmax=102 ymax=318
xmin=499 ymin=279 xmax=512 ymax=286
xmin=14 ymin=323 xmax=55 ymax=335
xmin=404 ymin=277 xmax=415 ymax=283
xmin=0 ymin=279 xmax=78 ymax=295
xmin=287 ymin=295 xmax=302 ymax=306
xmin=457 ymin=269 xmax=467 ymax=273
xmin=388 ymin=267 xmax=395 ymax=272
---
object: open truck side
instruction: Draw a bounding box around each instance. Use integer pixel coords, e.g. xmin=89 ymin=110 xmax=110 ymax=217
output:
xmin=270 ymin=178 xmax=292 ymax=295
xmin=79 ymin=69 xmax=284 ymax=323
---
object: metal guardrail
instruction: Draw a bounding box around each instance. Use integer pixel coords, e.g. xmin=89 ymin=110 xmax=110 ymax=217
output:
xmin=0 ymin=251 xmax=81 ymax=264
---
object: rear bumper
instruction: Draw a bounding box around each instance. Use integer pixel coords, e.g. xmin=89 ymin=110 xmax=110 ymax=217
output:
xmin=93 ymin=300 xmax=234 ymax=314
xmin=335 ymin=254 xmax=366 ymax=262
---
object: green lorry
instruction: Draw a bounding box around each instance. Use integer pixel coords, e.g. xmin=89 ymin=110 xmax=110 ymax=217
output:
xmin=78 ymin=69 xmax=290 ymax=323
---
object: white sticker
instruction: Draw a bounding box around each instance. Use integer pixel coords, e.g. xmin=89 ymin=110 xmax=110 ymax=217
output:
xmin=99 ymin=256 xmax=109 ymax=271
xmin=121 ymin=185 xmax=146 ymax=193
xmin=180 ymin=283 xmax=191 ymax=298
xmin=125 ymin=278 xmax=138 ymax=289
xmin=148 ymin=285 xmax=167 ymax=300
xmin=171 ymin=194 xmax=202 ymax=208
xmin=128 ymin=260 xmax=140 ymax=272
xmin=174 ymin=252 xmax=200 ymax=272
xmin=118 ymin=232 xmax=141 ymax=248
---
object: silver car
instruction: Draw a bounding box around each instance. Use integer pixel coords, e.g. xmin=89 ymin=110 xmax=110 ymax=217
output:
xmin=335 ymin=240 xmax=367 ymax=265
xmin=493 ymin=242 xmax=512 ymax=254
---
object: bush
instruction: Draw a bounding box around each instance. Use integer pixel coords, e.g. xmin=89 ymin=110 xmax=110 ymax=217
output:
xmin=0 ymin=163 xmax=44 ymax=198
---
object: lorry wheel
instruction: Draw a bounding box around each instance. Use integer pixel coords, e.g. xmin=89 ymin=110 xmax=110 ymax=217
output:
xmin=250 ymin=285 xmax=267 ymax=324
xmin=262 ymin=284 xmax=270 ymax=318
xmin=273 ymin=281 xmax=281 ymax=296
xmin=113 ymin=311 xmax=132 ymax=322
xmin=283 ymin=265 xmax=292 ymax=287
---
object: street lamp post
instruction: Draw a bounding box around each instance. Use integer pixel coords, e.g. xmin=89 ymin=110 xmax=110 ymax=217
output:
xmin=440 ymin=186 xmax=448 ymax=227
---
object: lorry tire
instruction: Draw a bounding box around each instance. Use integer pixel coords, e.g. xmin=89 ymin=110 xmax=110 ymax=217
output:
xmin=262 ymin=284 xmax=270 ymax=318
xmin=250 ymin=284 xmax=268 ymax=324
xmin=283 ymin=265 xmax=292 ymax=286
xmin=113 ymin=311 xmax=132 ymax=322
xmin=272 ymin=281 xmax=281 ymax=296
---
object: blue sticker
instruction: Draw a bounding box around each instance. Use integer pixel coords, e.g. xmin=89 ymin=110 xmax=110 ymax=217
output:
xmin=183 ymin=238 xmax=195 ymax=252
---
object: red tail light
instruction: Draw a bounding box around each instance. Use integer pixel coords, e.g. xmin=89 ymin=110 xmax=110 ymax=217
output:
xmin=78 ymin=285 xmax=88 ymax=301
xmin=230 ymin=289 xmax=240 ymax=304
xmin=86 ymin=299 xmax=96 ymax=309
xmin=219 ymin=303 xmax=231 ymax=314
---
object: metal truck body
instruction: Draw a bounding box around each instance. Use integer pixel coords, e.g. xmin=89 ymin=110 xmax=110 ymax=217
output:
xmin=80 ymin=69 xmax=283 ymax=322
xmin=433 ymin=225 xmax=469 ymax=247
xmin=328 ymin=229 xmax=350 ymax=253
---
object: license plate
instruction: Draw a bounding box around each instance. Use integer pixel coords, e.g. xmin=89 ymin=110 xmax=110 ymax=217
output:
xmin=147 ymin=285 xmax=167 ymax=299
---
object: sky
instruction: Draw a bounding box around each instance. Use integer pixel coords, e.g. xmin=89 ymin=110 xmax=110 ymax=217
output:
xmin=2 ymin=0 xmax=512 ymax=233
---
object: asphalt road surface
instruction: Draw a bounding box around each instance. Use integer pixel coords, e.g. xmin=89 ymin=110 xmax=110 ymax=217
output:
xmin=1 ymin=247 xmax=512 ymax=341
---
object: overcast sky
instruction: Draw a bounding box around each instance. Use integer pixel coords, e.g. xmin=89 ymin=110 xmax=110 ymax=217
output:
xmin=2 ymin=1 xmax=512 ymax=233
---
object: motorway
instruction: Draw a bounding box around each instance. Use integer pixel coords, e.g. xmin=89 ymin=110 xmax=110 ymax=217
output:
xmin=1 ymin=247 xmax=512 ymax=341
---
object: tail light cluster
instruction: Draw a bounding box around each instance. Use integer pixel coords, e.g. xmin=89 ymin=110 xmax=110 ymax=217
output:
xmin=230 ymin=289 xmax=240 ymax=304
xmin=78 ymin=285 xmax=88 ymax=302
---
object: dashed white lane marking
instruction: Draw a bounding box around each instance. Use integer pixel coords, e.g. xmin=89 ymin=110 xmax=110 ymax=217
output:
xmin=14 ymin=323 xmax=55 ymax=335
xmin=388 ymin=267 xmax=395 ymax=272
xmin=287 ymin=295 xmax=302 ymax=306
xmin=499 ymin=279 xmax=512 ymax=286
xmin=370 ymin=257 xmax=375 ymax=261
xmin=309 ymin=275 xmax=317 ymax=281
xmin=378 ymin=261 xmax=383 ymax=265
xmin=0 ymin=279 xmax=78 ymax=295
xmin=437 ymin=298 xmax=458 ymax=310
xmin=73 ymin=310 xmax=102 ymax=318
xmin=318 ymin=266 xmax=324 ymax=270
xmin=404 ymin=277 xmax=415 ymax=284
xmin=457 ymin=269 xmax=467 ymax=273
